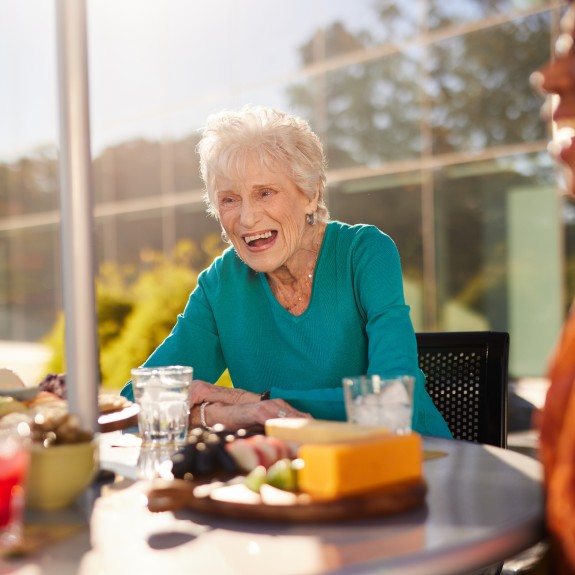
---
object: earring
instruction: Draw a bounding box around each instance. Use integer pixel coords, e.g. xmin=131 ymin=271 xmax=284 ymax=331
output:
xmin=306 ymin=212 xmax=318 ymax=226
xmin=221 ymin=230 xmax=230 ymax=243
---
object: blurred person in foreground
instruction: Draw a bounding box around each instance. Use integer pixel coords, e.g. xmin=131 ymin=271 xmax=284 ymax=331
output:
xmin=531 ymin=2 xmax=575 ymax=573
xmin=121 ymin=105 xmax=451 ymax=437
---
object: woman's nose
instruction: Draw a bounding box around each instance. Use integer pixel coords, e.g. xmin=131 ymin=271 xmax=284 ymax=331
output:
xmin=239 ymin=198 xmax=259 ymax=226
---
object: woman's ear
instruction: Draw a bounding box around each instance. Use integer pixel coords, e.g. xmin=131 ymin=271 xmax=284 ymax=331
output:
xmin=308 ymin=184 xmax=320 ymax=212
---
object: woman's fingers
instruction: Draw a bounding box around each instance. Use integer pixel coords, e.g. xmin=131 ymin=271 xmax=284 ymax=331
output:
xmin=189 ymin=380 xmax=214 ymax=404
xmin=189 ymin=383 xmax=312 ymax=429
xmin=201 ymin=401 xmax=311 ymax=431
xmin=258 ymin=399 xmax=312 ymax=421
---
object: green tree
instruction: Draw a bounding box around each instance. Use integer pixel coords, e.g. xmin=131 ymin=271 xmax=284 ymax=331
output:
xmin=286 ymin=1 xmax=552 ymax=322
xmin=43 ymin=237 xmax=231 ymax=391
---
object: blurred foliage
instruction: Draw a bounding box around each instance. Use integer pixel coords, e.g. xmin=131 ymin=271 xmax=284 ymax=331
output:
xmin=43 ymin=237 xmax=232 ymax=391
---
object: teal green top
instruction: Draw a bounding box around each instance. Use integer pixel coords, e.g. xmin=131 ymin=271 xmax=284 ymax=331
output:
xmin=122 ymin=221 xmax=451 ymax=438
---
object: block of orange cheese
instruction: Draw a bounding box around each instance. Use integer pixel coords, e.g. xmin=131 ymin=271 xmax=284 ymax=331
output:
xmin=297 ymin=432 xmax=422 ymax=499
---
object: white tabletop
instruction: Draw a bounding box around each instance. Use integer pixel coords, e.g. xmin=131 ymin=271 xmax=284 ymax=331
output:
xmin=1 ymin=435 xmax=544 ymax=575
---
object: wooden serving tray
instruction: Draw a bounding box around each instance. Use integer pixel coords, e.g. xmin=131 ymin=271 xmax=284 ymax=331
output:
xmin=147 ymin=477 xmax=427 ymax=523
xmin=98 ymin=403 xmax=139 ymax=433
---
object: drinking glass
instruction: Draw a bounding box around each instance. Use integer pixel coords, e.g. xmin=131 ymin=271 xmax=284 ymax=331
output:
xmin=342 ymin=375 xmax=414 ymax=434
xmin=131 ymin=366 xmax=193 ymax=446
xmin=0 ymin=421 xmax=30 ymax=550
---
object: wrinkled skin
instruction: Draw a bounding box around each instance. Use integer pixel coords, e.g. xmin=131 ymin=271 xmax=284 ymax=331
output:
xmin=189 ymin=380 xmax=310 ymax=432
xmin=215 ymin=154 xmax=319 ymax=283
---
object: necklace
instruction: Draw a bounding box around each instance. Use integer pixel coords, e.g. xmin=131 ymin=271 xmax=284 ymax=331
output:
xmin=276 ymin=260 xmax=316 ymax=315
xmin=272 ymin=235 xmax=322 ymax=316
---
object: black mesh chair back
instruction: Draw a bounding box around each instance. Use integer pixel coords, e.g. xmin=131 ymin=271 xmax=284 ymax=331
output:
xmin=416 ymin=331 xmax=509 ymax=448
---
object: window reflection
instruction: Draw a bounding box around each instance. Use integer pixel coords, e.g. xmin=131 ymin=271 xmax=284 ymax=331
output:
xmin=434 ymin=152 xmax=560 ymax=376
xmin=428 ymin=0 xmax=551 ymax=30
xmin=94 ymin=140 xmax=163 ymax=203
xmin=289 ymin=50 xmax=423 ymax=170
xmin=0 ymin=1 xmax=568 ymax=381
xmin=0 ymin=228 xmax=60 ymax=341
xmin=172 ymin=135 xmax=203 ymax=193
xmin=0 ymin=148 xmax=59 ymax=215
xmin=429 ymin=13 xmax=550 ymax=155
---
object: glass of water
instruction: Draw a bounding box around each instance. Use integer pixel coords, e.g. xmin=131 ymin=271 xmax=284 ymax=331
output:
xmin=131 ymin=366 xmax=193 ymax=446
xmin=342 ymin=375 xmax=415 ymax=434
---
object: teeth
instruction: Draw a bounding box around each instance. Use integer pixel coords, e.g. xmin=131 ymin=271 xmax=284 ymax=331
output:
xmin=244 ymin=231 xmax=272 ymax=244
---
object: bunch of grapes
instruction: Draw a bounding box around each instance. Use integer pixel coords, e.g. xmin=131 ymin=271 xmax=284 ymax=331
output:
xmin=170 ymin=425 xmax=245 ymax=480
xmin=38 ymin=373 xmax=67 ymax=399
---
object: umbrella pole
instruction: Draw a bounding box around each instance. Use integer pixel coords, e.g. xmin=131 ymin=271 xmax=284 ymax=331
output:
xmin=55 ymin=0 xmax=99 ymax=432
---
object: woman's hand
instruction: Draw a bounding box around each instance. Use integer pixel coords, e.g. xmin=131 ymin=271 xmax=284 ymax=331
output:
xmin=190 ymin=379 xmax=259 ymax=406
xmin=196 ymin=399 xmax=311 ymax=432
xmin=188 ymin=380 xmax=312 ymax=432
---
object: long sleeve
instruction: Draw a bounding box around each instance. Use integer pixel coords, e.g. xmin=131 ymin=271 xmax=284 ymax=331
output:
xmin=350 ymin=226 xmax=451 ymax=438
xmin=120 ymin=265 xmax=228 ymax=402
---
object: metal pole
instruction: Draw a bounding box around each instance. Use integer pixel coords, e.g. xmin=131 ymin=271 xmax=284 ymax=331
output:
xmin=56 ymin=0 xmax=99 ymax=431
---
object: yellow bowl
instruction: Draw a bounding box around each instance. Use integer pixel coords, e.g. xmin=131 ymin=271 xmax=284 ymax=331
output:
xmin=26 ymin=440 xmax=98 ymax=510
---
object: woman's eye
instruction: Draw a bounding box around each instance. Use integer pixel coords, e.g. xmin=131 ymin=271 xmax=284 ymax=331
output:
xmin=219 ymin=196 xmax=236 ymax=207
xmin=259 ymin=188 xmax=274 ymax=198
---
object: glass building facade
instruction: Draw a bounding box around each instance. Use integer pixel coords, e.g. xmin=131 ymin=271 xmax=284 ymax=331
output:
xmin=0 ymin=0 xmax=572 ymax=379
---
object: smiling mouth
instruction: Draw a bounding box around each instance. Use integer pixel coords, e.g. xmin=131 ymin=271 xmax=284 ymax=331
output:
xmin=243 ymin=230 xmax=277 ymax=248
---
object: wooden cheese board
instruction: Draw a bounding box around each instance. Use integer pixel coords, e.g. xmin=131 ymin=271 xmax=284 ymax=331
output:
xmin=146 ymin=477 xmax=427 ymax=523
xmin=98 ymin=402 xmax=140 ymax=433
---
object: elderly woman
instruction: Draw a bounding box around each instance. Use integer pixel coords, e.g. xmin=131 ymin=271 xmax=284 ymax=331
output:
xmin=531 ymin=2 xmax=575 ymax=572
xmin=121 ymin=106 xmax=451 ymax=437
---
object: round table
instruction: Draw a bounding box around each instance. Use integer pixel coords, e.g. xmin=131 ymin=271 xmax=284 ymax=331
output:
xmin=83 ymin=435 xmax=544 ymax=575
xmin=0 ymin=435 xmax=544 ymax=575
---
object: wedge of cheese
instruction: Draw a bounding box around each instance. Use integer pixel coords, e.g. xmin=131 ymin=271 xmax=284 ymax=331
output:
xmin=298 ymin=432 xmax=422 ymax=499
xmin=265 ymin=418 xmax=390 ymax=445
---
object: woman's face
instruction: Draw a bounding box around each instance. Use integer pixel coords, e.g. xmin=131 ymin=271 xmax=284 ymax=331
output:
xmin=534 ymin=5 xmax=575 ymax=195
xmin=215 ymin=155 xmax=317 ymax=273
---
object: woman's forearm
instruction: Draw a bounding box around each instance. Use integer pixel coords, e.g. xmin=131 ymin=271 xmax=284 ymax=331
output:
xmin=190 ymin=380 xmax=260 ymax=406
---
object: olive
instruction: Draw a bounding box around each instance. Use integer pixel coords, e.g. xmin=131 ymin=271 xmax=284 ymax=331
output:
xmin=213 ymin=442 xmax=238 ymax=473
xmin=193 ymin=442 xmax=216 ymax=476
xmin=171 ymin=444 xmax=197 ymax=479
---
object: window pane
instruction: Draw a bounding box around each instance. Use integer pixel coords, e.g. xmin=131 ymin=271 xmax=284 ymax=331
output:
xmin=434 ymin=151 xmax=560 ymax=376
xmin=429 ymin=13 xmax=551 ymax=154
xmin=288 ymin=50 xmax=423 ymax=170
xmin=0 ymin=150 xmax=59 ymax=216
xmin=428 ymin=0 xmax=553 ymax=31
xmin=0 ymin=228 xmax=60 ymax=341
xmin=115 ymin=211 xmax=163 ymax=265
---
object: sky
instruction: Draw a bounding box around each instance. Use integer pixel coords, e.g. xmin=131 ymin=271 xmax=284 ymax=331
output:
xmin=1 ymin=0 xmax=552 ymax=163
xmin=0 ymin=0 xmax=303 ymax=160
xmin=0 ymin=0 xmax=381 ymax=162
xmin=0 ymin=0 xmax=59 ymax=160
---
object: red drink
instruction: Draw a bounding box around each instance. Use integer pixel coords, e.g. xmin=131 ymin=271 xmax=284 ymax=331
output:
xmin=0 ymin=428 xmax=30 ymax=548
